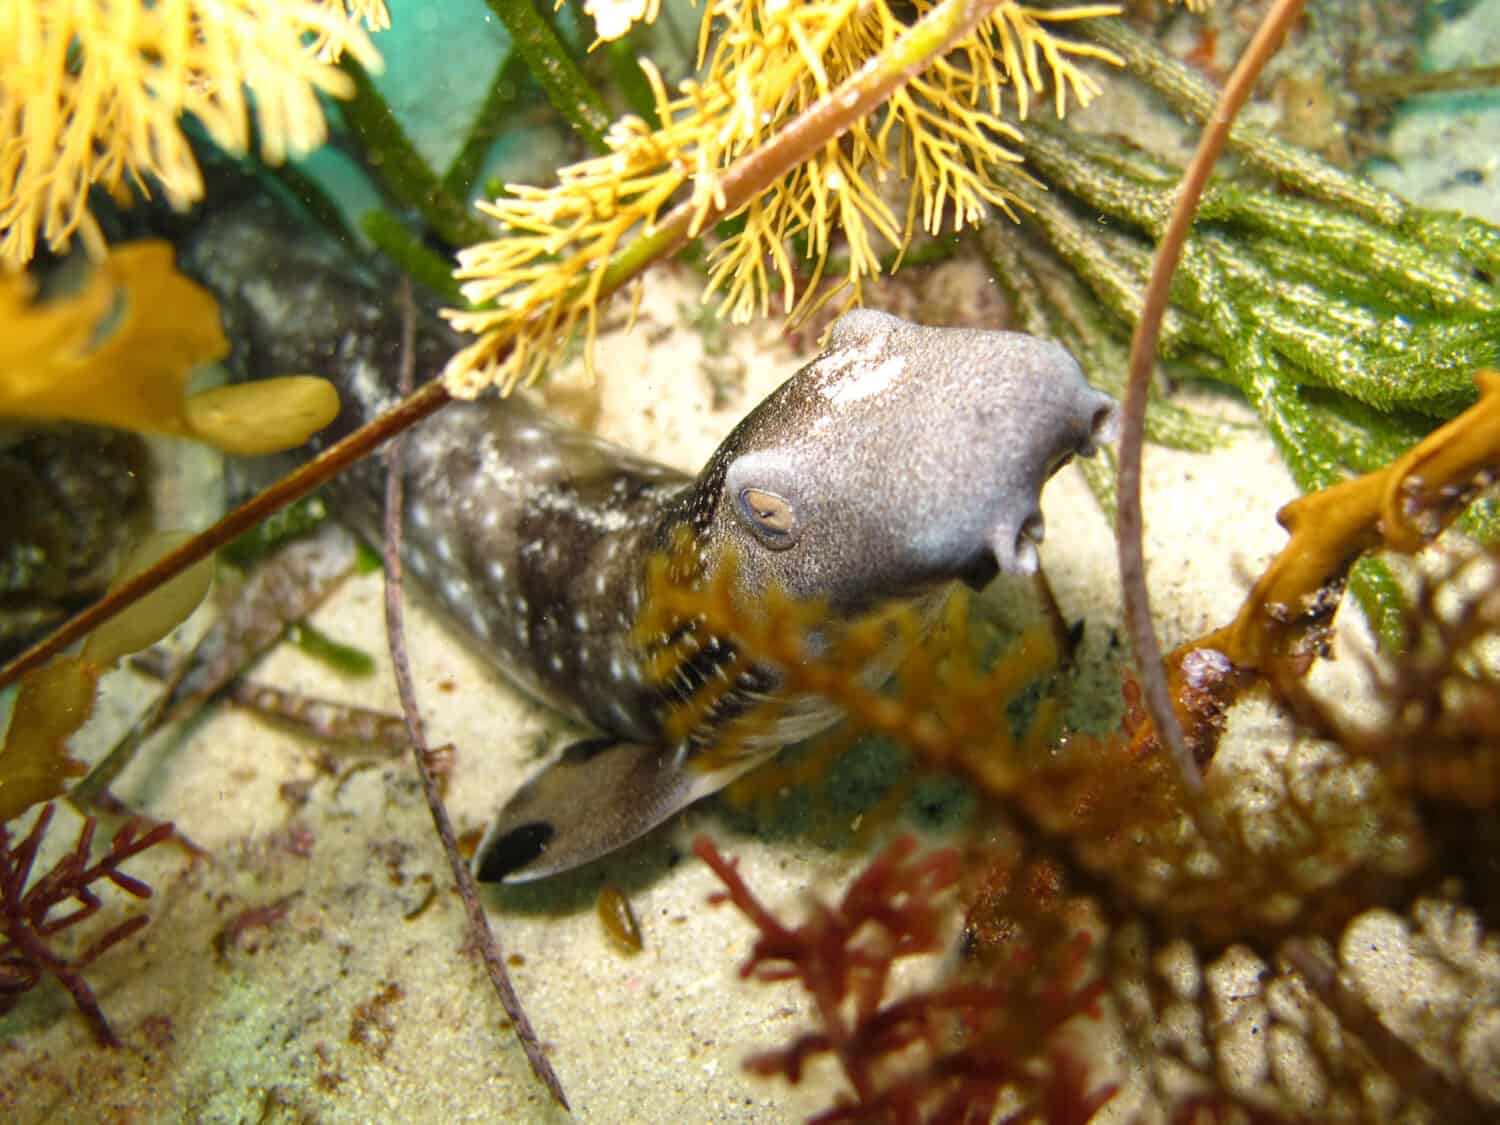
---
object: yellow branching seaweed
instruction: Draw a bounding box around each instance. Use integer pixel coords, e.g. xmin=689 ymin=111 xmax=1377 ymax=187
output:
xmin=0 ymin=241 xmax=339 ymax=453
xmin=444 ymin=0 xmax=1120 ymax=394
xmin=0 ymin=0 xmax=386 ymax=269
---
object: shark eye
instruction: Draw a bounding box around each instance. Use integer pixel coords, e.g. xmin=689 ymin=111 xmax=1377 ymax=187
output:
xmin=738 ymin=487 xmax=799 ymax=549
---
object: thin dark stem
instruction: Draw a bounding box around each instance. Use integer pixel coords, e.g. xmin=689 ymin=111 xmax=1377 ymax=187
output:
xmin=1117 ymin=0 xmax=1308 ymax=800
xmin=442 ymin=51 xmax=528 ymax=200
xmin=484 ymin=0 xmax=611 ymax=154
xmin=381 ymin=281 xmax=568 ymax=1109
xmin=337 ymin=57 xmax=494 ymax=247
xmin=0 ymin=380 xmax=451 ymax=691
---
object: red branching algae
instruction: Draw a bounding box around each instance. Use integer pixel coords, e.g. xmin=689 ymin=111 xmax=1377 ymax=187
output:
xmin=0 ymin=802 xmax=174 ymax=1046
xmin=695 ymin=833 xmax=1117 ymax=1123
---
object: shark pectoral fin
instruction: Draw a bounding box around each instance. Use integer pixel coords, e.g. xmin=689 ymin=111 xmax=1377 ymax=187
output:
xmin=474 ymin=738 xmax=767 ymax=884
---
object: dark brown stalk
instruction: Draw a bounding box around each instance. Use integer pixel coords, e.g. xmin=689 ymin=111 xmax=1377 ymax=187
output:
xmin=1116 ymin=0 xmax=1307 ymax=798
xmin=0 ymin=380 xmax=451 ymax=690
xmin=381 ymin=282 xmax=568 ymax=1108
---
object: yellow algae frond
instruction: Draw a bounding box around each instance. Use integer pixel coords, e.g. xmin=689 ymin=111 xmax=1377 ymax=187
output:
xmin=443 ymin=0 xmax=1120 ymax=396
xmin=0 ymin=530 xmax=216 ymax=823
xmin=183 ymin=377 xmax=342 ymax=456
xmin=0 ymin=0 xmax=386 ymax=269
xmin=0 ymin=658 xmax=96 ymax=824
xmin=1204 ymin=370 xmax=1500 ymax=676
xmin=0 ymin=241 xmax=338 ymax=454
xmin=0 ymin=242 xmax=227 ymax=436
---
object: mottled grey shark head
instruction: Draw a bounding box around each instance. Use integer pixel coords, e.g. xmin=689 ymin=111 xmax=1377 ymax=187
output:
xmin=688 ymin=308 xmax=1118 ymax=613
xmin=478 ymin=309 xmax=1116 ymax=884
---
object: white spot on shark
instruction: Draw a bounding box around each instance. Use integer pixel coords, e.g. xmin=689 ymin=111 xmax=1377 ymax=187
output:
xmin=824 ymin=354 xmax=906 ymax=406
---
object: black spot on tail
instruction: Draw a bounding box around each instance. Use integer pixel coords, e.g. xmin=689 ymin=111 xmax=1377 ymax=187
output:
xmin=475 ymin=822 xmax=555 ymax=882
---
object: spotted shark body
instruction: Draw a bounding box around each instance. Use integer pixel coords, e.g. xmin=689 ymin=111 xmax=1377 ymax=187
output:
xmin=185 ymin=199 xmax=1118 ymax=883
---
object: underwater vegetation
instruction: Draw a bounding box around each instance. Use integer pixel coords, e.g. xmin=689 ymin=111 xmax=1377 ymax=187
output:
xmin=0 ymin=241 xmax=341 ymax=454
xmin=441 ymin=0 xmax=1124 ymax=391
xmin=0 ymin=805 xmax=172 ymax=1048
xmin=1 ymin=0 xmax=1500 ymax=1120
xmin=0 ymin=427 xmax=148 ymax=662
xmin=662 ymin=370 xmax=1500 ymax=1120
xmin=0 ymin=239 xmax=342 ymax=823
xmin=0 ymin=0 xmax=387 ymax=268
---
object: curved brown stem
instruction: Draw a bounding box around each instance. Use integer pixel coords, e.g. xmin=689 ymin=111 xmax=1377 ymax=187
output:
xmin=1116 ymin=0 xmax=1307 ymax=798
xmin=0 ymin=379 xmax=452 ymax=690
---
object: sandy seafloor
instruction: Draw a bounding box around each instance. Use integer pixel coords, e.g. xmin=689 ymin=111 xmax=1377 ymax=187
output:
xmin=6 ymin=273 xmax=1288 ymax=1125
xmin=4 ymin=2 xmax=1500 ymax=1122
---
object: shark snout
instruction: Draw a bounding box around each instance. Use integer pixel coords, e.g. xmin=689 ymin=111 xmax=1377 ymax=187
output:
xmin=987 ymin=509 xmax=1045 ymax=577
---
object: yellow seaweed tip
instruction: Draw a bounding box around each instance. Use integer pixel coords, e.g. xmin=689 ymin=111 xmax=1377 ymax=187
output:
xmin=1210 ymin=369 xmax=1500 ymax=670
xmin=184 ymin=375 xmax=341 ymax=455
xmin=0 ymin=242 xmax=228 ymax=435
xmin=0 ymin=241 xmax=340 ymax=455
